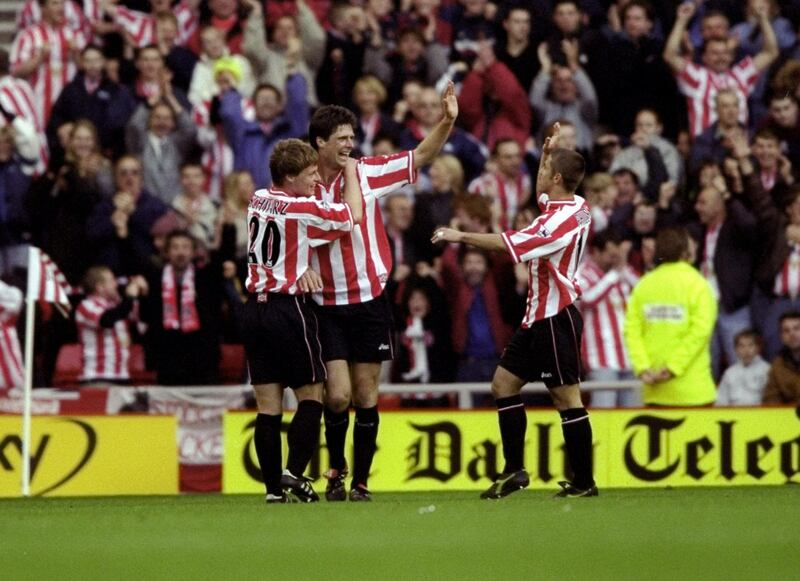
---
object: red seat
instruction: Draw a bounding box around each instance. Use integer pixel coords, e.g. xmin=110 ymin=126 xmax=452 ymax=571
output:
xmin=219 ymin=344 xmax=246 ymax=384
xmin=53 ymin=343 xmax=156 ymax=386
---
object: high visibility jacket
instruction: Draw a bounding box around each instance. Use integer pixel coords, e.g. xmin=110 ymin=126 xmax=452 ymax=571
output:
xmin=623 ymin=261 xmax=717 ymax=406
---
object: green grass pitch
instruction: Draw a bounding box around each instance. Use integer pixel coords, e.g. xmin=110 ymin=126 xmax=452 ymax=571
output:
xmin=1 ymin=487 xmax=797 ymax=580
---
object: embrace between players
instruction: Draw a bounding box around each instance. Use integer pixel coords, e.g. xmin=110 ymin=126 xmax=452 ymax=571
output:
xmin=246 ymin=79 xmax=596 ymax=503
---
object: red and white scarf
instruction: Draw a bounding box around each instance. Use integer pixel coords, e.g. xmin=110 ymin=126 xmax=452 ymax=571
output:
xmin=162 ymin=264 xmax=200 ymax=332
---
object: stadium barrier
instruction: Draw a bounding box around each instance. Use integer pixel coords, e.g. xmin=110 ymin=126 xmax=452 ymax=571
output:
xmin=0 ymin=415 xmax=178 ymax=497
xmin=222 ymin=408 xmax=800 ymax=492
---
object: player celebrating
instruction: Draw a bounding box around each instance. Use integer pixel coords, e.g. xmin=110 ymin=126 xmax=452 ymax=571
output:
xmin=433 ymin=123 xmax=596 ymax=499
xmin=310 ymin=82 xmax=458 ymax=502
xmin=243 ymin=138 xmax=362 ymax=504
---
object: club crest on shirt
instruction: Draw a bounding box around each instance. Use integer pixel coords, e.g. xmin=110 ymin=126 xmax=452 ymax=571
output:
xmin=575 ymin=207 xmax=591 ymax=227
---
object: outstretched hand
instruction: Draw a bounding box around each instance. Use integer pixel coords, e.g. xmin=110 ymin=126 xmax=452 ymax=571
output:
xmin=441 ymin=81 xmax=458 ymax=123
xmin=431 ymin=227 xmax=462 ymax=244
xmin=542 ymin=122 xmax=561 ymax=156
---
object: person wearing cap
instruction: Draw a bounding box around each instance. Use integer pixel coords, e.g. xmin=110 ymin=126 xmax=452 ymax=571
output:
xmin=189 ymin=26 xmax=256 ymax=107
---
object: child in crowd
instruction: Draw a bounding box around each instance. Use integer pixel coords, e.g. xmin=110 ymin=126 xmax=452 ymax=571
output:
xmin=716 ymin=330 xmax=770 ymax=406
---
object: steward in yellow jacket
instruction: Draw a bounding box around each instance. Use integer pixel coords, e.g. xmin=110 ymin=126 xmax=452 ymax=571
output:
xmin=623 ymin=228 xmax=717 ymax=406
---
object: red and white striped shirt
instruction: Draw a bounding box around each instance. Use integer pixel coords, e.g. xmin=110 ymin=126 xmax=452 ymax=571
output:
xmin=193 ymin=97 xmax=253 ymax=202
xmin=468 ymin=171 xmax=532 ymax=231
xmin=501 ymin=193 xmax=592 ymax=327
xmin=75 ymin=295 xmax=133 ymax=382
xmin=246 ymin=188 xmax=355 ymax=294
xmin=0 ymin=282 xmax=24 ymax=389
xmin=774 ymin=244 xmax=800 ymax=299
xmin=311 ymin=151 xmax=417 ymax=306
xmin=676 ymin=58 xmax=760 ymax=136
xmin=577 ymin=258 xmax=638 ymax=372
xmin=17 ymin=0 xmax=96 ymax=40
xmin=114 ymin=2 xmax=197 ymax=48
xmin=10 ymin=21 xmax=87 ymax=124
xmin=0 ymin=75 xmax=48 ymax=172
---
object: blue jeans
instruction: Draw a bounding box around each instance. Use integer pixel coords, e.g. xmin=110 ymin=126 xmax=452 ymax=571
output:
xmin=587 ymin=369 xmax=638 ymax=408
xmin=710 ymin=305 xmax=751 ymax=381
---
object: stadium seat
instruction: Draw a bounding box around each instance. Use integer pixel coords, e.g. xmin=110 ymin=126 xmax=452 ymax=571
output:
xmin=53 ymin=343 xmax=156 ymax=386
xmin=219 ymin=344 xmax=246 ymax=384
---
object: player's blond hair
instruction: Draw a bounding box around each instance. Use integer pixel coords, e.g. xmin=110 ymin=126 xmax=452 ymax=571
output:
xmin=270 ymin=139 xmax=318 ymax=186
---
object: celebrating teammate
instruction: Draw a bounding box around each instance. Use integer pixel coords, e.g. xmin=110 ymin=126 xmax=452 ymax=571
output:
xmin=433 ymin=123 xmax=596 ymax=499
xmin=243 ymin=138 xmax=362 ymax=504
xmin=310 ymin=82 xmax=458 ymax=502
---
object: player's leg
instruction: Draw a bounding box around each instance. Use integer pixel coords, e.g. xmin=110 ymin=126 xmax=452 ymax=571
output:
xmin=480 ymin=365 xmax=530 ymax=499
xmin=282 ymin=381 xmax=324 ymax=503
xmin=318 ymin=305 xmax=353 ymax=500
xmin=550 ymin=383 xmax=597 ymax=497
xmin=350 ymin=361 xmax=381 ymax=499
xmin=252 ymin=383 xmax=287 ymax=503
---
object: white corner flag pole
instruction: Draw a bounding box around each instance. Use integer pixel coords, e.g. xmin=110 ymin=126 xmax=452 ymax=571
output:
xmin=21 ymin=246 xmax=38 ymax=497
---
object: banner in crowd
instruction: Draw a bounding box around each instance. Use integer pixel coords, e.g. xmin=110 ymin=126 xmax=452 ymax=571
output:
xmin=0 ymin=415 xmax=178 ymax=497
xmin=222 ymin=408 xmax=800 ymax=492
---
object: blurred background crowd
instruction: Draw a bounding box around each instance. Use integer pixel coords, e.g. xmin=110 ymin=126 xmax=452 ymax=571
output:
xmin=1 ymin=0 xmax=800 ymax=407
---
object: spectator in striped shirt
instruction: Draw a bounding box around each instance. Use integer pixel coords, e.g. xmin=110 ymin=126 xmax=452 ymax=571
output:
xmin=434 ymin=123 xmax=597 ymax=500
xmin=241 ymin=138 xmax=363 ymax=503
xmin=75 ymin=266 xmax=148 ymax=385
xmin=577 ymin=229 xmax=639 ymax=408
xmin=310 ymin=81 xmax=458 ymax=502
xmin=663 ymin=1 xmax=778 ymax=137
xmin=10 ymin=0 xmax=88 ymax=126
xmin=0 ymin=279 xmax=24 ymax=389
xmin=468 ymin=138 xmax=532 ymax=233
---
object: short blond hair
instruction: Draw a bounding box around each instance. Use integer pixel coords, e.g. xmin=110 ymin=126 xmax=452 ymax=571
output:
xmin=353 ymin=75 xmax=388 ymax=105
xmin=270 ymin=139 xmax=318 ymax=185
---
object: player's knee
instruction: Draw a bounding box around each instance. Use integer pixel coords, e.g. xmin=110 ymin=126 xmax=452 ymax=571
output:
xmin=352 ymin=384 xmax=378 ymax=408
xmin=325 ymin=391 xmax=351 ymax=412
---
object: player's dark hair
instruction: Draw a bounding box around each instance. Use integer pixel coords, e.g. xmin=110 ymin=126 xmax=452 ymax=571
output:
xmin=270 ymin=138 xmax=318 ymax=186
xmin=551 ymin=148 xmax=585 ymax=192
xmin=655 ymin=226 xmax=690 ymax=264
xmin=309 ymin=106 xmax=357 ymax=151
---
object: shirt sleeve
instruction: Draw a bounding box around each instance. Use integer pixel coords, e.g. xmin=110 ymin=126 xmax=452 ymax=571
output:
xmin=675 ymin=61 xmax=706 ymax=98
xmin=289 ymin=199 xmax=354 ymax=232
xmin=501 ymin=210 xmax=585 ymax=264
xmin=75 ymin=299 xmax=104 ymax=330
xmin=730 ymin=56 xmax=760 ymax=94
xmin=358 ymin=151 xmax=417 ymax=200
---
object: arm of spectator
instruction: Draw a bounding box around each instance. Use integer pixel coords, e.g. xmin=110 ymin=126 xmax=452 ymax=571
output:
xmin=414 ymin=81 xmax=457 ymax=169
xmin=662 ymin=2 xmax=695 ymax=74
xmin=715 ymin=370 xmax=732 ymax=406
xmin=623 ymin=288 xmax=652 ymax=376
xmin=241 ymin=0 xmax=268 ymax=74
xmin=124 ymin=103 xmax=150 ymax=154
xmin=579 ymin=269 xmax=622 ymax=309
xmin=108 ymin=86 xmax=137 ymax=137
xmin=652 ymin=136 xmax=682 ymax=185
xmin=458 ymin=69 xmax=485 ymax=136
xmin=297 ymin=0 xmax=326 ymax=71
xmin=285 ymin=73 xmax=309 ymax=137
xmin=641 ymin=144 xmax=669 ymax=203
xmin=664 ymin=281 xmax=717 ymax=378
xmin=761 ymin=365 xmax=781 ymax=404
xmin=363 ymin=44 xmax=392 ymax=87
xmin=173 ymin=109 xmax=198 ymax=155
xmin=752 ymin=3 xmax=779 ymax=72
xmin=10 ymin=33 xmax=47 ymax=80
xmin=10 ymin=115 xmax=39 ymax=167
xmin=485 ymin=61 xmax=531 ymax=129
xmin=86 ymin=200 xmax=118 ymax=244
xmin=98 ymin=296 xmax=136 ymax=328
xmin=529 ymin=68 xmax=550 ymax=116
xmin=572 ymin=68 xmax=599 ymax=124
xmin=218 ymin=89 xmax=248 ymax=151
xmin=425 ymin=43 xmax=451 ymax=87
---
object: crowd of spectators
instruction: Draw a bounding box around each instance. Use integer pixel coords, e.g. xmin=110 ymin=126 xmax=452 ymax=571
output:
xmin=2 ymin=0 xmax=800 ymax=407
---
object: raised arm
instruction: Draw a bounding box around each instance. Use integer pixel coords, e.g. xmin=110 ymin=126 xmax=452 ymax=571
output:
xmin=343 ymin=158 xmax=363 ymax=225
xmin=662 ymin=2 xmax=695 ymax=74
xmin=752 ymin=3 xmax=779 ymax=72
xmin=413 ymin=81 xmax=458 ymax=170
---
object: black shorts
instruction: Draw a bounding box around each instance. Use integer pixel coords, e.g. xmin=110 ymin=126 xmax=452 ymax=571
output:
xmin=499 ymin=303 xmax=583 ymax=389
xmin=242 ymin=294 xmax=327 ymax=388
xmin=316 ymin=293 xmax=395 ymax=363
